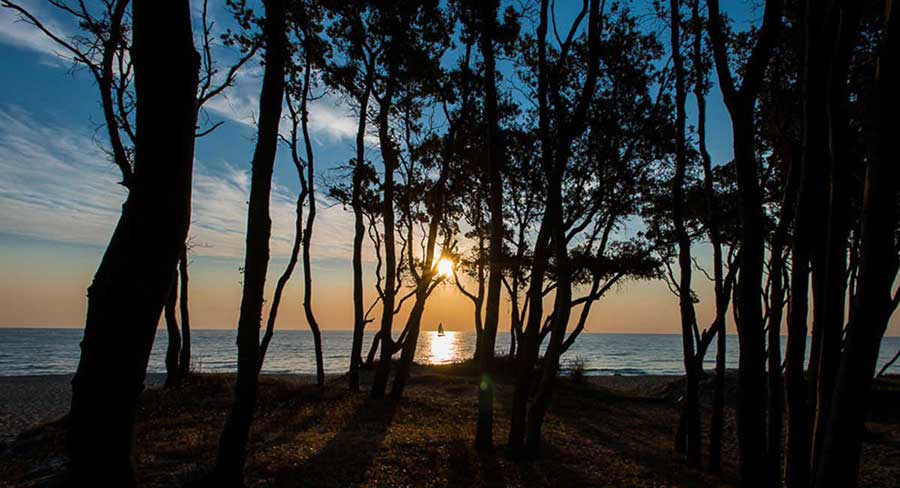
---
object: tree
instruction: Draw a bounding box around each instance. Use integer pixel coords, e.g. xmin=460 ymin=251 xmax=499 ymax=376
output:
xmin=705 ymin=0 xmax=782 ymax=483
xmin=367 ymin=0 xmax=449 ymax=399
xmin=290 ymin=1 xmax=327 ymax=387
xmin=212 ymin=0 xmax=287 ymax=483
xmin=474 ymin=0 xmax=509 ymax=449
xmin=16 ymin=0 xmax=200 ymax=481
xmin=322 ymin=0 xmax=380 ymax=392
xmin=813 ymin=1 xmax=898 ymax=485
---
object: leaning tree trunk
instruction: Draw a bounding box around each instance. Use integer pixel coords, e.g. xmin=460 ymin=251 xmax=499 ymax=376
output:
xmin=65 ymin=1 xmax=198 ymax=484
xmin=211 ymin=0 xmax=286 ymax=484
xmin=163 ymin=281 xmax=182 ymax=388
xmin=257 ymin=192 xmax=303 ymax=372
xmin=390 ymin=290 xmax=427 ymax=398
xmin=813 ymin=3 xmax=898 ymax=485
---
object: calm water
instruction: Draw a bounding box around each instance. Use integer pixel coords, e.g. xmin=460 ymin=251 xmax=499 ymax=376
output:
xmin=1 ymin=328 xmax=898 ymax=377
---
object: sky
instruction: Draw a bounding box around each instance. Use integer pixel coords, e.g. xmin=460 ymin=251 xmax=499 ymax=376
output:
xmin=0 ymin=0 xmax=896 ymax=337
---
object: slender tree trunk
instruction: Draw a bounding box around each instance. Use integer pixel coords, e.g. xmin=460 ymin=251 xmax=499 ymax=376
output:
xmin=669 ymin=0 xmax=701 ymax=467
xmin=766 ymin=249 xmax=786 ymax=488
xmin=371 ymin=60 xmax=400 ymax=399
xmin=164 ymin=280 xmax=181 ymax=388
xmin=692 ymin=0 xmax=726 ymax=471
xmin=177 ymin=247 xmax=191 ymax=380
xmin=65 ymin=1 xmax=198 ymax=484
xmin=475 ymin=0 xmax=505 ymax=450
xmin=349 ymin=68 xmax=374 ymax=392
xmin=298 ymin=55 xmax=325 ymax=387
xmin=258 ymin=193 xmax=303 ymax=372
xmin=212 ymin=1 xmax=286 ymax=483
xmin=814 ymin=3 xmax=897 ymax=485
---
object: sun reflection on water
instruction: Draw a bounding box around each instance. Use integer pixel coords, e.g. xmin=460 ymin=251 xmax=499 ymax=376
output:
xmin=425 ymin=331 xmax=461 ymax=364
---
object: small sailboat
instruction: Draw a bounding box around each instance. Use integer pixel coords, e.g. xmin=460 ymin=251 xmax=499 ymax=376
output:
xmin=437 ymin=323 xmax=445 ymax=336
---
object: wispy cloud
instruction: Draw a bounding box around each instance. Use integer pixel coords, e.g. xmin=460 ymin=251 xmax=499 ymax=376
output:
xmin=0 ymin=1 xmax=77 ymax=67
xmin=203 ymin=64 xmax=363 ymax=144
xmin=0 ymin=106 xmax=356 ymax=261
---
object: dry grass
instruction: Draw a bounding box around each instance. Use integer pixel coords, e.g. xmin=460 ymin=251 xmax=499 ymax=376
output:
xmin=1 ymin=368 xmax=898 ymax=487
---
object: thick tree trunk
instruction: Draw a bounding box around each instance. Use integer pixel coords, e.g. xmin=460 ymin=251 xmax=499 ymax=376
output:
xmin=810 ymin=1 xmax=860 ymax=471
xmin=475 ymin=0 xmax=505 ymax=450
xmin=212 ymin=1 xmax=286 ymax=484
xmin=65 ymin=1 xmax=198 ymax=484
xmin=177 ymin=247 xmax=191 ymax=380
xmin=731 ymin=106 xmax=769 ymax=488
xmin=706 ymin=0 xmax=781 ymax=483
xmin=813 ymin=3 xmax=898 ymax=485
xmin=784 ymin=4 xmax=828 ymax=486
xmin=164 ymin=281 xmax=181 ymax=388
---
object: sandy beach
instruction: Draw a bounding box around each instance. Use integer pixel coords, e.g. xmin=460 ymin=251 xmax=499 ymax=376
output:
xmin=1 ymin=369 xmax=897 ymax=487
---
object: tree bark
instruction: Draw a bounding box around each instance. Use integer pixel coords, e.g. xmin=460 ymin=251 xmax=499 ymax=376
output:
xmin=706 ymin=0 xmax=782 ymax=483
xmin=813 ymin=2 xmax=898 ymax=485
xmin=257 ymin=192 xmax=302 ymax=372
xmin=212 ymin=0 xmax=286 ymax=483
xmin=349 ymin=61 xmax=375 ymax=392
xmin=298 ymin=54 xmax=325 ymax=387
xmin=810 ymin=0 xmax=860 ymax=471
xmin=177 ymin=247 xmax=191 ymax=380
xmin=692 ymin=0 xmax=726 ymax=472
xmin=164 ymin=280 xmax=181 ymax=388
xmin=65 ymin=0 xmax=198 ymax=484
xmin=370 ymin=58 xmax=400 ymax=399
xmin=669 ymin=0 xmax=702 ymax=467
xmin=475 ymin=0 xmax=506 ymax=450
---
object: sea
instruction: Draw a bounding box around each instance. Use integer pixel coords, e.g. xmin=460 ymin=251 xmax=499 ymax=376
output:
xmin=1 ymin=328 xmax=898 ymax=377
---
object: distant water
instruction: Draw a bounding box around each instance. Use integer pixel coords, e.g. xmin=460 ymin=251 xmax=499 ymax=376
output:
xmin=1 ymin=328 xmax=898 ymax=377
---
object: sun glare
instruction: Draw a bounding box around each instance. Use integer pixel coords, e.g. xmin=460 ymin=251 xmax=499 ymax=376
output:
xmin=436 ymin=257 xmax=454 ymax=278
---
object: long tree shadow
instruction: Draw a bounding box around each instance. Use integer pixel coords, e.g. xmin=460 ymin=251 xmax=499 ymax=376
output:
xmin=267 ymin=398 xmax=397 ymax=487
xmin=446 ymin=439 xmax=507 ymax=488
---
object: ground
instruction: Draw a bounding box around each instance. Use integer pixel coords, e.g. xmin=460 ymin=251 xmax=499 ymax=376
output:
xmin=1 ymin=365 xmax=898 ymax=487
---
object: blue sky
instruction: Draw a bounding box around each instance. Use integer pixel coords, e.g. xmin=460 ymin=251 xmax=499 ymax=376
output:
xmin=4 ymin=0 xmax=890 ymax=336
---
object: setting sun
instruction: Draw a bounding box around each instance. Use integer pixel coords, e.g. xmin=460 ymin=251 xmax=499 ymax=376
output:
xmin=436 ymin=257 xmax=454 ymax=278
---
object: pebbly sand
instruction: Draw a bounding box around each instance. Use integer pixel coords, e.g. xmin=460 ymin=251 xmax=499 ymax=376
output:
xmin=0 ymin=373 xmax=329 ymax=444
xmin=0 ymin=372 xmax=678 ymax=445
